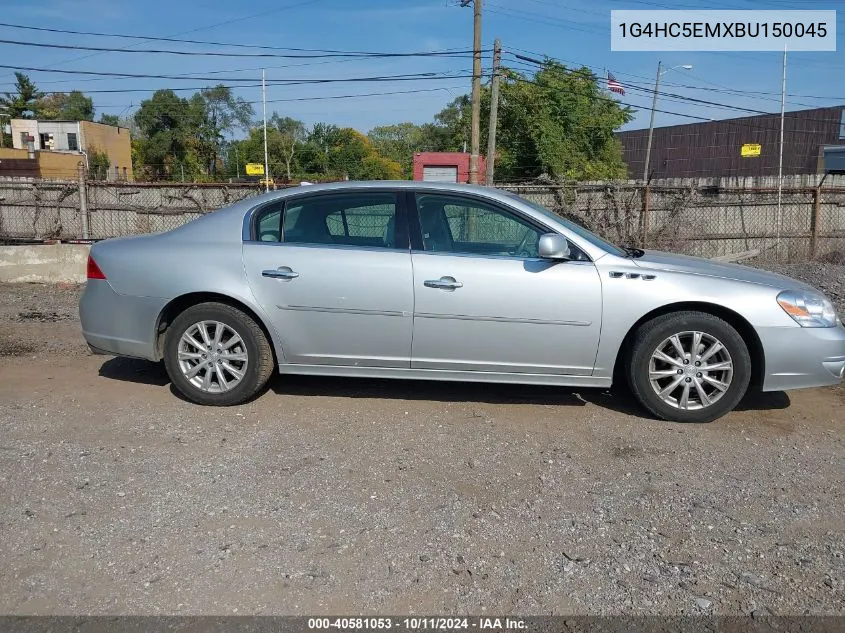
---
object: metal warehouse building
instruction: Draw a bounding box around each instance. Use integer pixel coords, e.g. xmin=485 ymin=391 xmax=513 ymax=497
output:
xmin=618 ymin=106 xmax=845 ymax=180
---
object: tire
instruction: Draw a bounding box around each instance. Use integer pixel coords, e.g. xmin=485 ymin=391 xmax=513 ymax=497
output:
xmin=627 ymin=311 xmax=751 ymax=423
xmin=163 ymin=302 xmax=274 ymax=406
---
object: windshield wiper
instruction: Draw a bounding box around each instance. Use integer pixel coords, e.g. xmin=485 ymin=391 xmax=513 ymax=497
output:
xmin=622 ymin=245 xmax=645 ymax=258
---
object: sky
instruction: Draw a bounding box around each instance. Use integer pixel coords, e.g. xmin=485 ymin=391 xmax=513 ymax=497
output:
xmin=0 ymin=0 xmax=843 ymax=137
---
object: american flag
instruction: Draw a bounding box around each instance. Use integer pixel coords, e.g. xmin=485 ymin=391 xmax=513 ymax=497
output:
xmin=607 ymin=72 xmax=625 ymax=95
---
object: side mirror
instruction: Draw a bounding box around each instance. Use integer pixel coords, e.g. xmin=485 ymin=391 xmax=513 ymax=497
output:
xmin=538 ymin=233 xmax=570 ymax=260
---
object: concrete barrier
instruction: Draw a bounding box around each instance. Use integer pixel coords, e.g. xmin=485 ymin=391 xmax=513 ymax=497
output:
xmin=0 ymin=243 xmax=90 ymax=283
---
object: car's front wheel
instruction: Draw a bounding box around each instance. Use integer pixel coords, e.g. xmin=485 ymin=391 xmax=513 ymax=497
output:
xmin=163 ymin=302 xmax=274 ymax=406
xmin=627 ymin=311 xmax=751 ymax=423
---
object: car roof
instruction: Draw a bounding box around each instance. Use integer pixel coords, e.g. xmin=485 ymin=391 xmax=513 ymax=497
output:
xmin=254 ymin=180 xmax=520 ymax=204
xmin=286 ymin=180 xmax=497 ymax=191
xmin=282 ymin=180 xmax=508 ymax=194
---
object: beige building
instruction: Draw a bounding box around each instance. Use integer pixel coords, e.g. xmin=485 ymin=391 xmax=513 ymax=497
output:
xmin=8 ymin=119 xmax=133 ymax=181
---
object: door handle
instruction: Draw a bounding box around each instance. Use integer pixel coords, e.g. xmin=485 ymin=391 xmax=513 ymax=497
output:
xmin=262 ymin=267 xmax=299 ymax=280
xmin=424 ymin=276 xmax=463 ymax=290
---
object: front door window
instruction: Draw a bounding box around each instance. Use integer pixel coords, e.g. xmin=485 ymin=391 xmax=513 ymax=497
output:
xmin=416 ymin=193 xmax=543 ymax=258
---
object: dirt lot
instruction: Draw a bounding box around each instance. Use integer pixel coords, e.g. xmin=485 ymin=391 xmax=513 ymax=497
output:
xmin=0 ymin=280 xmax=843 ymax=616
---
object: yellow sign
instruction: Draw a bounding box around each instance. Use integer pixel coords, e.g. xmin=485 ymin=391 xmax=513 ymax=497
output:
xmin=741 ymin=144 xmax=762 ymax=158
xmin=245 ymin=163 xmax=265 ymax=176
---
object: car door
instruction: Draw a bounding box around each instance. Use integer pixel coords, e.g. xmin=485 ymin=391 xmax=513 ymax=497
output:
xmin=242 ymin=190 xmax=414 ymax=368
xmin=409 ymin=191 xmax=602 ymax=375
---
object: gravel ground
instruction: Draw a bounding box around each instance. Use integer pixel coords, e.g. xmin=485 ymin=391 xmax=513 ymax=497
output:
xmin=0 ymin=264 xmax=843 ymax=616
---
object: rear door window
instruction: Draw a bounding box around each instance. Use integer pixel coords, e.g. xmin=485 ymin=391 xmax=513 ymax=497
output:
xmin=282 ymin=192 xmax=403 ymax=249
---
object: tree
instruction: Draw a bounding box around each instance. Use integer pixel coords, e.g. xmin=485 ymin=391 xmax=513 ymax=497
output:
xmin=322 ymin=128 xmax=402 ymax=180
xmin=270 ymin=114 xmax=307 ymax=181
xmin=193 ymin=85 xmax=254 ymax=175
xmin=432 ymin=94 xmax=474 ymax=152
xmin=200 ymin=85 xmax=253 ymax=134
xmin=303 ymin=122 xmax=340 ymax=175
xmin=233 ymin=126 xmax=289 ymax=180
xmin=494 ymin=62 xmax=633 ymax=181
xmin=417 ymin=62 xmax=632 ymax=182
xmin=188 ymin=92 xmax=217 ymax=176
xmin=0 ymin=72 xmax=43 ymax=119
xmin=132 ymin=86 xmax=253 ymax=181
xmin=88 ymin=149 xmax=111 ymax=180
xmin=98 ymin=113 xmax=121 ymax=127
xmin=406 ymin=93 xmax=487 ymax=160
xmin=36 ymin=91 xmax=95 ymax=121
xmin=233 ymin=121 xmax=402 ymax=182
xmin=368 ymin=122 xmax=430 ymax=179
xmin=134 ymin=90 xmax=192 ymax=179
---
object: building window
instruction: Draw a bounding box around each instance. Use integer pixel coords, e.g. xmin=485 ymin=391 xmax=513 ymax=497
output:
xmin=840 ymin=110 xmax=845 ymax=140
xmin=67 ymin=133 xmax=79 ymax=151
xmin=39 ymin=133 xmax=52 ymax=150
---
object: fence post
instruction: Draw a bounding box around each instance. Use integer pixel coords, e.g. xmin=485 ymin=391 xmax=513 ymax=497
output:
xmin=809 ymin=173 xmax=829 ymax=260
xmin=641 ymin=184 xmax=651 ymax=247
xmin=78 ymin=162 xmax=90 ymax=240
xmin=810 ymin=185 xmax=821 ymax=260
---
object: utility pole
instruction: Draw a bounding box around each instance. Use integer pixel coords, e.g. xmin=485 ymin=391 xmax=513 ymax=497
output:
xmin=643 ymin=62 xmax=692 ymax=183
xmin=643 ymin=61 xmax=662 ymax=184
xmin=467 ymin=0 xmax=483 ymax=184
xmin=485 ymin=38 xmax=502 ymax=186
xmin=262 ymin=68 xmax=270 ymax=192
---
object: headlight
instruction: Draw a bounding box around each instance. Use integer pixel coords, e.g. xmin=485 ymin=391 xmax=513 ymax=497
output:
xmin=777 ymin=290 xmax=838 ymax=327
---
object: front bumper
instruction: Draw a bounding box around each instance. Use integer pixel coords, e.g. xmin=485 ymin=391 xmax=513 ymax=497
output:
xmin=758 ymin=322 xmax=845 ymax=391
xmin=79 ymin=280 xmax=168 ymax=361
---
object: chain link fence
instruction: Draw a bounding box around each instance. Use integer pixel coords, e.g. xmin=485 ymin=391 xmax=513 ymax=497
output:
xmin=85 ymin=181 xmax=267 ymax=239
xmin=0 ymin=179 xmax=84 ymax=242
xmin=503 ymin=179 xmax=845 ymax=262
xmin=2 ymin=176 xmax=844 ymax=261
xmin=0 ymin=177 xmax=268 ymax=243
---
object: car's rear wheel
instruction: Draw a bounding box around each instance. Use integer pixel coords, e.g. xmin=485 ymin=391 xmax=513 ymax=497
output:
xmin=163 ymin=302 xmax=274 ymax=406
xmin=627 ymin=311 xmax=751 ymax=423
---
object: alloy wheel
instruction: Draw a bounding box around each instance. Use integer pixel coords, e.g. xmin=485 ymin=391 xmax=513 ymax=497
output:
xmin=648 ymin=330 xmax=734 ymax=410
xmin=177 ymin=320 xmax=249 ymax=393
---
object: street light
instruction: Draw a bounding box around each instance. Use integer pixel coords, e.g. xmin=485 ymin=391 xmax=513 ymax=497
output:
xmin=643 ymin=62 xmax=693 ymax=183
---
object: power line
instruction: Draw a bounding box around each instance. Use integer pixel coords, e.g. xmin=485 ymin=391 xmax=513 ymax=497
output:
xmin=0 ymin=64 xmax=471 ymax=84
xmin=0 ymin=21 xmax=474 ymax=56
xmin=507 ymin=47 xmax=845 ymax=104
xmin=523 ymin=0 xmax=607 ymax=18
xmin=510 ymin=75 xmax=713 ymax=122
xmin=267 ymin=86 xmax=467 ymax=104
xmin=90 ymin=86 xmax=468 ymax=113
xmin=485 ymin=5 xmax=607 ymax=35
xmin=509 ymin=69 xmax=838 ymax=136
xmin=0 ymin=38 xmax=480 ymax=60
xmin=618 ymin=76 xmax=826 ymax=111
xmin=2 ymin=56 xmax=406 ymax=88
xmin=0 ymin=0 xmax=326 ymax=80
xmin=506 ymin=51 xmax=845 ymax=124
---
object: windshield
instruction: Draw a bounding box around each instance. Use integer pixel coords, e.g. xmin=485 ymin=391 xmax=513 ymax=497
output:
xmin=505 ymin=192 xmax=628 ymax=257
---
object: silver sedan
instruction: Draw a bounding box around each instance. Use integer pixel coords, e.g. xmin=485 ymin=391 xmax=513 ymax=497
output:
xmin=79 ymin=181 xmax=845 ymax=423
